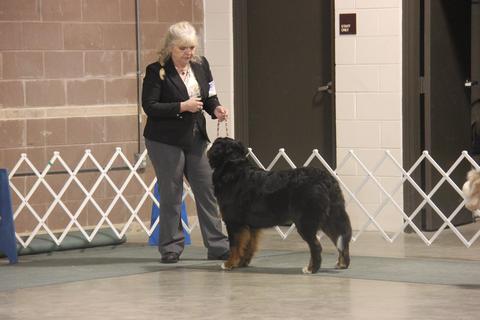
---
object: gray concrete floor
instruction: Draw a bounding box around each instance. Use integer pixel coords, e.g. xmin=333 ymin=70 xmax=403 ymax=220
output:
xmin=2 ymin=223 xmax=480 ymax=320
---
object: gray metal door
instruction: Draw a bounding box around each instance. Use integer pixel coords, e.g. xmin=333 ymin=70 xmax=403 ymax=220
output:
xmin=233 ymin=0 xmax=335 ymax=169
xmin=422 ymin=0 xmax=473 ymax=230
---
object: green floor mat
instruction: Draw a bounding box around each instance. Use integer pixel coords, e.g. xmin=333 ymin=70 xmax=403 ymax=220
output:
xmin=2 ymin=244 xmax=480 ymax=292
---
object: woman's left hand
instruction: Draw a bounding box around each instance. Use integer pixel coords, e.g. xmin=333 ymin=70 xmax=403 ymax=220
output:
xmin=214 ymin=106 xmax=228 ymax=122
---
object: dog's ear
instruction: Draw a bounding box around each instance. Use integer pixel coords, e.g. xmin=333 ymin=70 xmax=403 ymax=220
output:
xmin=467 ymin=170 xmax=480 ymax=193
xmin=467 ymin=169 xmax=480 ymax=181
xmin=470 ymin=174 xmax=480 ymax=195
xmin=229 ymin=139 xmax=248 ymax=158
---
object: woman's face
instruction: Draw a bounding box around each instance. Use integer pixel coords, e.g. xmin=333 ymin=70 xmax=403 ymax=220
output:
xmin=171 ymin=42 xmax=196 ymax=65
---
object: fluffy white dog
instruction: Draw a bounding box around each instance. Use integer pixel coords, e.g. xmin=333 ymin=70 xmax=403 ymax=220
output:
xmin=462 ymin=169 xmax=480 ymax=220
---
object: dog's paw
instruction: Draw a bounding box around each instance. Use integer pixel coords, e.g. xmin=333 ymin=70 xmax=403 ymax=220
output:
xmin=238 ymin=259 xmax=251 ymax=268
xmin=302 ymin=266 xmax=312 ymax=274
xmin=221 ymin=262 xmax=232 ymax=271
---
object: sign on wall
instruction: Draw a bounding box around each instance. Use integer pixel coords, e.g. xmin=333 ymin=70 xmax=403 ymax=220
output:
xmin=339 ymin=13 xmax=356 ymax=35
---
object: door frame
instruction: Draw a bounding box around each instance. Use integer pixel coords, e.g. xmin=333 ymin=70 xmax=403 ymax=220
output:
xmin=402 ymin=0 xmax=424 ymax=230
xmin=232 ymin=0 xmax=249 ymax=144
xmin=403 ymin=0 xmax=474 ymax=230
xmin=232 ymin=0 xmax=336 ymax=151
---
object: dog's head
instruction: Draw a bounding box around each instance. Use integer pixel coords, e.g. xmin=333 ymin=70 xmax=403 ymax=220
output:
xmin=463 ymin=169 xmax=480 ymax=219
xmin=207 ymin=137 xmax=248 ymax=169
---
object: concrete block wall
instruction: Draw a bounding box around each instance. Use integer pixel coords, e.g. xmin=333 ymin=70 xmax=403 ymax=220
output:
xmin=204 ymin=0 xmax=234 ymax=139
xmin=0 ymin=0 xmax=205 ymax=233
xmin=335 ymin=0 xmax=404 ymax=231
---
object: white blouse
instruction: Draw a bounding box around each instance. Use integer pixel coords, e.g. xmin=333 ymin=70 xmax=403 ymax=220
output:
xmin=182 ymin=66 xmax=201 ymax=98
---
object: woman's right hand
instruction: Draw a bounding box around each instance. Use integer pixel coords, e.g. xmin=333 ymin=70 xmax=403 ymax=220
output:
xmin=180 ymin=97 xmax=203 ymax=113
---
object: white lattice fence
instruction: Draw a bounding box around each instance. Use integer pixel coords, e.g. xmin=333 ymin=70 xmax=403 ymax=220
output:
xmin=7 ymin=147 xmax=480 ymax=248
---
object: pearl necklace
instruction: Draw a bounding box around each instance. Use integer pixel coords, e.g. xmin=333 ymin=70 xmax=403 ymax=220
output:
xmin=175 ymin=64 xmax=190 ymax=76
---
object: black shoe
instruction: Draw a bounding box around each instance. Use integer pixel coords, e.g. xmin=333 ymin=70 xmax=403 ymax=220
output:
xmin=208 ymin=251 xmax=230 ymax=260
xmin=161 ymin=252 xmax=179 ymax=264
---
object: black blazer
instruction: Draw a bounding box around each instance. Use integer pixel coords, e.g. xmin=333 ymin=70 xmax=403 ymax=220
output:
xmin=141 ymin=56 xmax=221 ymax=149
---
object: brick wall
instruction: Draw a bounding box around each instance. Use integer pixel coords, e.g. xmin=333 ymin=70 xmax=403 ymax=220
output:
xmin=0 ymin=0 xmax=204 ymax=233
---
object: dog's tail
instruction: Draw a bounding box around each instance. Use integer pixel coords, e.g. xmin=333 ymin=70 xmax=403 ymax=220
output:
xmin=336 ymin=230 xmax=352 ymax=251
xmin=336 ymin=235 xmax=345 ymax=251
xmin=337 ymin=234 xmax=353 ymax=252
xmin=335 ymin=217 xmax=352 ymax=252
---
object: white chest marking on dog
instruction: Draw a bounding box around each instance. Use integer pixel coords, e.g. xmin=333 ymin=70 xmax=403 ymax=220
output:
xmin=336 ymin=235 xmax=344 ymax=251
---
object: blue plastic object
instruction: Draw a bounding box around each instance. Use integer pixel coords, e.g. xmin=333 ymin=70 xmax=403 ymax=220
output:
xmin=149 ymin=183 xmax=191 ymax=246
xmin=0 ymin=168 xmax=18 ymax=264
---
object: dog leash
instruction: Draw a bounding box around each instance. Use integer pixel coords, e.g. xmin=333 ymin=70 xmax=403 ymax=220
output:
xmin=216 ymin=118 xmax=229 ymax=138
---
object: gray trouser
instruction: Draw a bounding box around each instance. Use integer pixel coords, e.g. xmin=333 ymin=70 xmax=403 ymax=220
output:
xmin=145 ymin=132 xmax=229 ymax=258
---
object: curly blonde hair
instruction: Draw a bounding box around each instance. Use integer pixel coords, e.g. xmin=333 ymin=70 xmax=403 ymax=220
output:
xmin=158 ymin=21 xmax=201 ymax=65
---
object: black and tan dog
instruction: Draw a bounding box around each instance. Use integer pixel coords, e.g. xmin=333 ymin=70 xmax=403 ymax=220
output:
xmin=207 ymin=137 xmax=352 ymax=274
